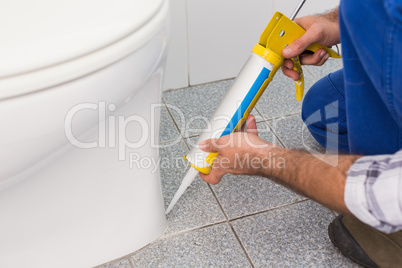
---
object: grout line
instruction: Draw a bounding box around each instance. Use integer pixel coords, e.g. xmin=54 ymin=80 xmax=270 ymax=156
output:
xmin=159 ymin=220 xmax=228 ymax=240
xmin=303 ymin=65 xmax=319 ymax=81
xmin=188 ymin=76 xmax=235 ymax=88
xmin=178 ymin=111 xmax=300 ymax=148
xmin=172 ymin=113 xmax=255 ymax=266
xmin=182 ymin=135 xmax=191 ymax=150
xmin=182 ymin=129 xmax=256 ymax=267
xmin=160 ymin=93 xmax=308 ymax=266
xmin=259 ymin=120 xmax=286 ymax=148
xmin=182 ymin=134 xmax=210 ymax=149
xmin=259 ymin=111 xmax=301 ymax=123
xmin=261 ymin=112 xmax=303 ymax=148
xmin=98 ymin=200 xmax=311 ymax=267
xmin=182 ymin=138 xmax=191 ymax=150
xmin=207 ymin=184 xmax=229 ymax=221
xmin=184 ymin=134 xmax=199 ymax=139
xmin=160 ymin=137 xmax=183 ymax=145
xmin=207 ymin=184 xmax=256 ymax=268
xmin=229 ymin=199 xmax=309 ymax=223
xmin=254 ymin=107 xmax=266 ymax=123
xmin=228 ymin=223 xmax=255 ymax=268
xmin=162 ymin=77 xmax=235 ymax=93
xmin=162 ymin=98 xmax=186 ymax=140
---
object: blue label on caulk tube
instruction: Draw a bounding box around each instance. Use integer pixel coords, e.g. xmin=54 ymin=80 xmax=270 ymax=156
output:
xmin=220 ymin=67 xmax=270 ymax=137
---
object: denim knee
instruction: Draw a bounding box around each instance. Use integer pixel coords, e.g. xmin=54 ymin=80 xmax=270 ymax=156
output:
xmin=301 ymin=75 xmax=333 ymax=131
xmin=301 ymin=70 xmax=349 ymax=152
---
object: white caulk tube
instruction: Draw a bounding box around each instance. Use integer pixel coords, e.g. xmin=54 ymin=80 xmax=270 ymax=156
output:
xmin=185 ymin=52 xmax=276 ymax=173
xmin=165 ymin=50 xmax=283 ymax=214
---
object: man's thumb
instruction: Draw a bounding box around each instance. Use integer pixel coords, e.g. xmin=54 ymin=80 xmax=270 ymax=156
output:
xmin=282 ymin=30 xmax=317 ymax=58
xmin=199 ymin=139 xmax=219 ymax=153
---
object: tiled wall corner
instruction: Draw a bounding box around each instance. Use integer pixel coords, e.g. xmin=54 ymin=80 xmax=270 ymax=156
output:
xmin=163 ymin=0 xmax=341 ymax=91
xmin=163 ymin=0 xmax=189 ymax=91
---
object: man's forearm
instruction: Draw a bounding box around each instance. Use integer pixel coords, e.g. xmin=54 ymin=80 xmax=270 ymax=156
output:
xmin=259 ymin=147 xmax=361 ymax=214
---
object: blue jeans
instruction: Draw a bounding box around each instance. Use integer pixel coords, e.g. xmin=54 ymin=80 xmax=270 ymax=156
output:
xmin=302 ymin=0 xmax=402 ymax=155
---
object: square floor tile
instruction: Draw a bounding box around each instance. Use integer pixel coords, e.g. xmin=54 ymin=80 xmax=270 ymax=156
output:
xmin=131 ymin=223 xmax=252 ymax=267
xmin=305 ymin=59 xmax=343 ymax=81
xmin=163 ymin=80 xmax=233 ymax=137
xmin=212 ymin=174 xmax=305 ymax=219
xmin=231 ymin=200 xmax=358 ymax=267
xmin=207 ymin=122 xmax=305 ymax=219
xmin=255 ymin=69 xmax=315 ymax=121
xmin=268 ymin=114 xmax=324 ymax=153
xmin=159 ymin=105 xmax=182 ymax=143
xmin=160 ymin=139 xmax=225 ymax=235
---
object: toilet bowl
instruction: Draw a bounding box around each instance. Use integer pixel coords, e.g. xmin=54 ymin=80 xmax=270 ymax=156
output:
xmin=0 ymin=0 xmax=169 ymax=267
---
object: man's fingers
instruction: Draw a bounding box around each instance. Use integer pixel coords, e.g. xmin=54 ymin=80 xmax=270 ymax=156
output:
xmin=199 ymin=138 xmax=219 ymax=153
xmin=240 ymin=114 xmax=258 ymax=135
xmin=281 ymin=59 xmax=300 ymax=80
xmin=245 ymin=115 xmax=258 ymax=136
xmin=283 ymin=59 xmax=294 ymax=69
xmin=282 ymin=48 xmax=329 ymax=80
xmin=282 ymin=26 xmax=323 ymax=58
xmin=199 ymin=169 xmax=224 ymax=185
xmin=281 ymin=65 xmax=300 ymax=81
xmin=299 ymin=49 xmax=328 ymax=65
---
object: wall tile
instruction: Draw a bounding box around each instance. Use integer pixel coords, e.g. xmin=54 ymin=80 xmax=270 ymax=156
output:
xmin=163 ymin=0 xmax=341 ymax=91
xmin=186 ymin=0 xmax=272 ymax=85
xmin=273 ymin=0 xmax=340 ymax=19
xmin=163 ymin=0 xmax=189 ymax=90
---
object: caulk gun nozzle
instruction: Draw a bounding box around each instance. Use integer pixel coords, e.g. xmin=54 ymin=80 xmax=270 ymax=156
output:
xmin=165 ymin=201 xmax=175 ymax=215
xmin=165 ymin=168 xmax=199 ymax=215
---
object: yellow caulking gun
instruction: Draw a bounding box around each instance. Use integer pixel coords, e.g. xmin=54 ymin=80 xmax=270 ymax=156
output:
xmin=166 ymin=0 xmax=341 ymax=214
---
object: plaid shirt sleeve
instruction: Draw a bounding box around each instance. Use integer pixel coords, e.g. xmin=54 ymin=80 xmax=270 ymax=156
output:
xmin=344 ymin=150 xmax=402 ymax=233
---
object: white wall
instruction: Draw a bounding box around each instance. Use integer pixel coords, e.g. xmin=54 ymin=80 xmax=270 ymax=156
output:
xmin=163 ymin=0 xmax=340 ymax=91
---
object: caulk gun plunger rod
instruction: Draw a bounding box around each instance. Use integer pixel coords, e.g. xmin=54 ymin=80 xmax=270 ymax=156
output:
xmin=290 ymin=0 xmax=306 ymax=20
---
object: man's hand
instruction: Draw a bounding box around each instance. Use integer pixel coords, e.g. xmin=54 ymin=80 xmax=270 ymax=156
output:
xmin=282 ymin=9 xmax=340 ymax=81
xmin=196 ymin=114 xmax=360 ymax=215
xmin=198 ymin=115 xmax=279 ymax=185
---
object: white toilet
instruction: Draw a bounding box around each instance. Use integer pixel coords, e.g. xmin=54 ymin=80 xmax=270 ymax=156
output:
xmin=0 ymin=0 xmax=169 ymax=267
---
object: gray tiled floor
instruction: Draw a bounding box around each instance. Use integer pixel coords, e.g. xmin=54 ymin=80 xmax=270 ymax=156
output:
xmin=231 ymin=200 xmax=358 ymax=267
xmin=305 ymin=59 xmax=343 ymax=81
xmin=101 ymin=59 xmax=357 ymax=267
xmin=131 ymin=223 xmax=252 ymax=268
xmin=159 ymin=105 xmax=182 ymax=143
xmin=163 ymin=80 xmax=233 ymax=137
xmin=159 ymin=139 xmax=225 ymax=235
xmin=99 ymin=259 xmax=132 ymax=268
xmin=209 ymin=122 xmax=306 ymax=219
xmin=255 ymin=68 xmax=316 ymax=121
xmin=268 ymin=114 xmax=325 ymax=153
